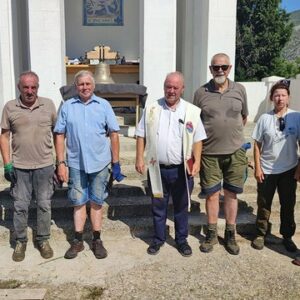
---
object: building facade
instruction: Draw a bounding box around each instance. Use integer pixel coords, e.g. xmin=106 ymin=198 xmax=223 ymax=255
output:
xmin=0 ymin=0 xmax=237 ymax=111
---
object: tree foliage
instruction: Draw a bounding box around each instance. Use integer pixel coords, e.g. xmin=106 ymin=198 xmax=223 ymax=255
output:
xmin=235 ymin=0 xmax=293 ymax=81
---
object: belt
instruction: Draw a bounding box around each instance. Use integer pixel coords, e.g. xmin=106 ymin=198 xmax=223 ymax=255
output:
xmin=159 ymin=163 xmax=183 ymax=169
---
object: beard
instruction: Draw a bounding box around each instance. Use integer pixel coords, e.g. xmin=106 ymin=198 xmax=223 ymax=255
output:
xmin=214 ymin=75 xmax=226 ymax=85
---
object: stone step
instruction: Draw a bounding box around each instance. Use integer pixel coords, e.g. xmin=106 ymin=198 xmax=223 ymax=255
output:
xmin=1 ymin=179 xmax=299 ymax=222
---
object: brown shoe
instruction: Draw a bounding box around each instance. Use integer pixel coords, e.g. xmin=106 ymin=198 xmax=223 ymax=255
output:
xmin=12 ymin=241 xmax=27 ymax=262
xmin=64 ymin=239 xmax=84 ymax=259
xmin=92 ymin=239 xmax=107 ymax=259
xmin=38 ymin=240 xmax=54 ymax=259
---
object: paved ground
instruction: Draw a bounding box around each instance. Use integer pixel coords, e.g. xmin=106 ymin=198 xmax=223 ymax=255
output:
xmin=1 ymin=230 xmax=300 ymax=299
xmin=1 ymin=122 xmax=300 ymax=299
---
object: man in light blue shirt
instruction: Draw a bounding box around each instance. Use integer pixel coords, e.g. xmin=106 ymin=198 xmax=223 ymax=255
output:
xmin=54 ymin=70 xmax=124 ymax=259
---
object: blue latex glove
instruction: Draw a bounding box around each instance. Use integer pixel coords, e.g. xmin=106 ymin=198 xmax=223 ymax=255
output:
xmin=241 ymin=142 xmax=251 ymax=151
xmin=112 ymin=162 xmax=126 ymax=182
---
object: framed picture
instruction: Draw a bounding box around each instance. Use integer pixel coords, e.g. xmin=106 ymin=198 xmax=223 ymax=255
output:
xmin=83 ymin=0 xmax=123 ymax=26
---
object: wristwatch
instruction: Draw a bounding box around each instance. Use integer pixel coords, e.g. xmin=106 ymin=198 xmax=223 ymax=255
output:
xmin=56 ymin=160 xmax=67 ymax=166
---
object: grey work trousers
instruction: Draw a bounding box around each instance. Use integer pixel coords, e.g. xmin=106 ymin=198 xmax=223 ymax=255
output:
xmin=10 ymin=165 xmax=54 ymax=242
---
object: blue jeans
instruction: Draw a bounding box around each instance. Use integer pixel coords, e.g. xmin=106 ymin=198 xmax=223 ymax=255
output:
xmin=149 ymin=164 xmax=194 ymax=245
xmin=68 ymin=166 xmax=109 ymax=206
xmin=10 ymin=165 xmax=54 ymax=242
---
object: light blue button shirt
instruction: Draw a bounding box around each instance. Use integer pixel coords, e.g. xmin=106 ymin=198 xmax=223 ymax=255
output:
xmin=54 ymin=94 xmax=120 ymax=173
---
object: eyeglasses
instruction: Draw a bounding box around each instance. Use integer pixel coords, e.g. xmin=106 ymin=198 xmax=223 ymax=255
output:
xmin=211 ymin=65 xmax=230 ymax=72
xmin=278 ymin=79 xmax=290 ymax=88
xmin=279 ymin=117 xmax=285 ymax=131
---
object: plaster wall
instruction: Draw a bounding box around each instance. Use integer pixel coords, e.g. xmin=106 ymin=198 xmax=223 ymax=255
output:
xmin=27 ymin=0 xmax=66 ymax=108
xmin=64 ymin=0 xmax=139 ymax=61
xmin=140 ymin=0 xmax=177 ymax=103
xmin=0 ymin=0 xmax=16 ymax=111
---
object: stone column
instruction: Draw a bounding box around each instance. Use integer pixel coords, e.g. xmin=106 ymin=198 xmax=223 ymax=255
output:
xmin=179 ymin=0 xmax=237 ymax=102
xmin=0 ymin=0 xmax=16 ymax=111
xmin=139 ymin=0 xmax=177 ymax=104
xmin=27 ymin=0 xmax=66 ymax=108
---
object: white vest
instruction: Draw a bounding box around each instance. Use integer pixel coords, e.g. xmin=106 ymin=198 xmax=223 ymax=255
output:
xmin=145 ymin=98 xmax=201 ymax=207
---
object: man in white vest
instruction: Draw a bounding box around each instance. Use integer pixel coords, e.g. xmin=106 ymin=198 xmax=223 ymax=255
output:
xmin=135 ymin=72 xmax=206 ymax=256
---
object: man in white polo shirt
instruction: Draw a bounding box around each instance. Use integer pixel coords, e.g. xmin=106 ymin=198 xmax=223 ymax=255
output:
xmin=135 ymin=72 xmax=206 ymax=256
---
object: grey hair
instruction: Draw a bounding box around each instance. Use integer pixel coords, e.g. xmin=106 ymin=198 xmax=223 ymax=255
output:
xmin=73 ymin=70 xmax=95 ymax=86
xmin=18 ymin=71 xmax=39 ymax=85
xmin=164 ymin=71 xmax=185 ymax=86
xmin=210 ymin=53 xmax=231 ymax=65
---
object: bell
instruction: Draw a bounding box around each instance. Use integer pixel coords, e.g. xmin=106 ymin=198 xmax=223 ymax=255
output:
xmin=94 ymin=62 xmax=115 ymax=84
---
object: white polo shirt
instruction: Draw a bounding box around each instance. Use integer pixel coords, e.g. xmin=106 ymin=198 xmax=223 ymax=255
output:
xmin=136 ymin=98 xmax=206 ymax=165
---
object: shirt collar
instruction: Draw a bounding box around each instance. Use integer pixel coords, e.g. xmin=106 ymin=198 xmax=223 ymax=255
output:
xmin=205 ymin=78 xmax=234 ymax=92
xmin=162 ymin=97 xmax=182 ymax=111
xmin=71 ymin=93 xmax=101 ymax=105
xmin=16 ymin=96 xmax=44 ymax=110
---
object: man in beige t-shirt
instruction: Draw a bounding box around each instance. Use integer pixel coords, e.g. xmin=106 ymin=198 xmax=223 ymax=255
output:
xmin=0 ymin=71 xmax=56 ymax=262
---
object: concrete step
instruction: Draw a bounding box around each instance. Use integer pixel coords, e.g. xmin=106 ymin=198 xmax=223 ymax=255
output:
xmin=1 ymin=180 xmax=299 ymax=223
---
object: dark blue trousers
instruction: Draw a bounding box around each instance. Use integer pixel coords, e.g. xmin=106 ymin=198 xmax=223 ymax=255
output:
xmin=150 ymin=164 xmax=194 ymax=245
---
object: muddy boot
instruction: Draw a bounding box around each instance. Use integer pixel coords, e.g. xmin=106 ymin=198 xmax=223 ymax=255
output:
xmin=224 ymin=224 xmax=240 ymax=255
xmin=12 ymin=241 xmax=27 ymax=262
xmin=200 ymin=224 xmax=218 ymax=253
xmin=251 ymin=236 xmax=265 ymax=250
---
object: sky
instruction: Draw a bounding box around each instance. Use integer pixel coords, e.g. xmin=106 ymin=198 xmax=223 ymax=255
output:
xmin=281 ymin=0 xmax=300 ymax=13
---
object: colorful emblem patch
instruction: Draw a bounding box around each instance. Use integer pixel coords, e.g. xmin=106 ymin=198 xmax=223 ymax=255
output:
xmin=186 ymin=121 xmax=193 ymax=133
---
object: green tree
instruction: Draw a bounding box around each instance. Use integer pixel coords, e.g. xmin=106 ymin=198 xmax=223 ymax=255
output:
xmin=272 ymin=56 xmax=300 ymax=78
xmin=235 ymin=0 xmax=293 ymax=81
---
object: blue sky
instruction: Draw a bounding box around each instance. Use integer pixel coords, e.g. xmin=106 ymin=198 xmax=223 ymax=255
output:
xmin=281 ymin=0 xmax=300 ymax=13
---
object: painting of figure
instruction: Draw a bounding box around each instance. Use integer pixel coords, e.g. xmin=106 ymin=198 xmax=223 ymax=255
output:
xmin=83 ymin=0 xmax=123 ymax=26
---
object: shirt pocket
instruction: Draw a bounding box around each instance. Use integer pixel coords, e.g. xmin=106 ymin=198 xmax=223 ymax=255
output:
xmin=232 ymin=100 xmax=242 ymax=112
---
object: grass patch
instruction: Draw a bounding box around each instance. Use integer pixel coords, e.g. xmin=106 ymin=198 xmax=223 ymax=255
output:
xmin=0 ymin=279 xmax=22 ymax=289
xmin=84 ymin=286 xmax=105 ymax=300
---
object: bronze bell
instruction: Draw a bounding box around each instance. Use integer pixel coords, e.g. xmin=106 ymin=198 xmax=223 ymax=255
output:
xmin=94 ymin=62 xmax=115 ymax=84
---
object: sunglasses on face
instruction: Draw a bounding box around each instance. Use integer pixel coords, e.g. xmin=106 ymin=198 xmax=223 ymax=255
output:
xmin=278 ymin=79 xmax=290 ymax=88
xmin=211 ymin=65 xmax=230 ymax=72
xmin=279 ymin=117 xmax=285 ymax=131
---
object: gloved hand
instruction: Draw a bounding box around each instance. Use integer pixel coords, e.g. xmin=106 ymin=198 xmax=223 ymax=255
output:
xmin=241 ymin=142 xmax=251 ymax=151
xmin=4 ymin=162 xmax=16 ymax=184
xmin=112 ymin=161 xmax=126 ymax=182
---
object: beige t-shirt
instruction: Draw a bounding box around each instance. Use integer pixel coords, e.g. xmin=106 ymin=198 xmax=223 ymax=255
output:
xmin=1 ymin=97 xmax=57 ymax=169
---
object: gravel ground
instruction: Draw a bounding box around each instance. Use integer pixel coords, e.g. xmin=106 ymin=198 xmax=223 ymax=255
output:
xmin=1 ymin=233 xmax=300 ymax=299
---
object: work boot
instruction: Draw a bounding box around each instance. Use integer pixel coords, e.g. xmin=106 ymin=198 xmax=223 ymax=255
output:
xmin=92 ymin=239 xmax=108 ymax=259
xmin=12 ymin=241 xmax=27 ymax=262
xmin=251 ymin=236 xmax=265 ymax=250
xmin=224 ymin=226 xmax=240 ymax=255
xmin=38 ymin=240 xmax=54 ymax=259
xmin=64 ymin=239 xmax=84 ymax=259
xmin=200 ymin=224 xmax=218 ymax=253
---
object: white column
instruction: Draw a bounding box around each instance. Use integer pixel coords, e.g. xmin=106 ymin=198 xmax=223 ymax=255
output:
xmin=180 ymin=0 xmax=237 ymax=101
xmin=0 ymin=0 xmax=16 ymax=111
xmin=140 ymin=0 xmax=177 ymax=104
xmin=27 ymin=0 xmax=66 ymax=108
